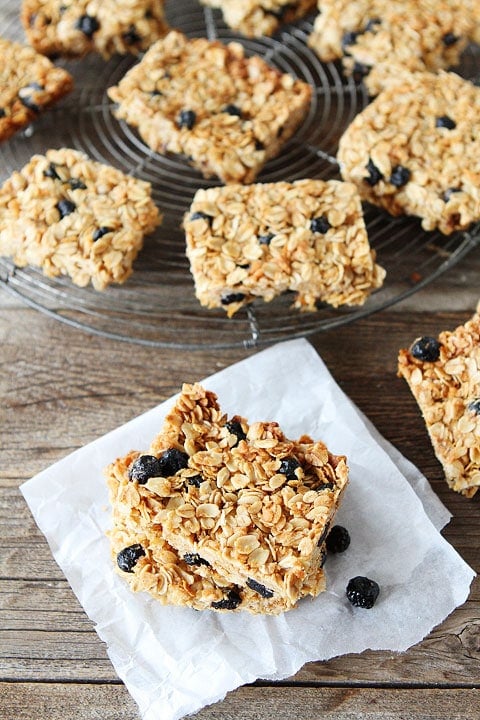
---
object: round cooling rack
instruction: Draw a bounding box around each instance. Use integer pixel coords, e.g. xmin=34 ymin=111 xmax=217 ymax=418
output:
xmin=1 ymin=1 xmax=480 ymax=349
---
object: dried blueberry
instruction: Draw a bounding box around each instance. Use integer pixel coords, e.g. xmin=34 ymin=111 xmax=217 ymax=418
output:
xmin=157 ymin=448 xmax=189 ymax=476
xmin=189 ymin=211 xmax=212 ymax=223
xmin=467 ymin=399 xmax=480 ymax=415
xmin=365 ymin=17 xmax=381 ymax=32
xmin=352 ymin=62 xmax=371 ymax=82
xmin=410 ymin=336 xmax=441 ymax=362
xmin=56 ymin=199 xmax=76 ymax=219
xmin=223 ymin=104 xmax=242 ymax=117
xmin=326 ymin=525 xmax=351 ymax=553
xmin=211 ymin=588 xmax=242 ymax=610
xmin=225 ymin=420 xmax=247 ymax=444
xmin=310 ymin=215 xmax=331 ymax=234
xmin=177 ymin=109 xmax=196 ymax=130
xmin=43 ymin=162 xmax=61 ymax=180
xmin=68 ymin=178 xmax=87 ymax=190
xmin=123 ymin=25 xmax=141 ymax=45
xmin=365 ymin=158 xmax=383 ymax=186
xmin=183 ymin=553 xmax=210 ymax=566
xmin=92 ymin=226 xmax=112 ymax=241
xmin=221 ymin=292 xmax=246 ymax=306
xmin=443 ymin=187 xmax=461 ymax=202
xmin=117 ymin=544 xmax=145 ymax=573
xmin=187 ymin=474 xmax=203 ymax=487
xmin=346 ymin=576 xmax=379 ymax=608
xmin=76 ymin=14 xmax=100 ymax=37
xmin=316 ymin=482 xmax=335 ymax=492
xmin=258 ymin=233 xmax=274 ymax=245
xmin=246 ymin=578 xmax=274 ymax=598
xmin=129 ymin=454 xmax=162 ymax=484
xmin=389 ymin=165 xmax=411 ymax=187
xmin=279 ymin=456 xmax=300 ymax=480
xmin=442 ymin=32 xmax=459 ymax=46
xmin=18 ymin=83 xmax=43 ymax=113
xmin=436 ymin=115 xmax=456 ymax=130
xmin=342 ymin=31 xmax=359 ymax=54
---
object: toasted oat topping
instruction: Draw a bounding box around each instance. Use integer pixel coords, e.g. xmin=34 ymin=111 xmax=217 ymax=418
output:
xmin=398 ymin=304 xmax=480 ymax=497
xmin=106 ymin=449 xmax=327 ymax=613
xmin=184 ymin=179 xmax=385 ymax=316
xmin=107 ymin=30 xmax=312 ymax=184
xmin=0 ymin=148 xmax=161 ymax=290
xmin=200 ymin=0 xmax=317 ymax=37
xmin=0 ymin=37 xmax=73 ymax=143
xmin=308 ymin=0 xmax=477 ymax=96
xmin=21 ymin=0 xmax=169 ymax=59
xmin=337 ymin=71 xmax=480 ymax=235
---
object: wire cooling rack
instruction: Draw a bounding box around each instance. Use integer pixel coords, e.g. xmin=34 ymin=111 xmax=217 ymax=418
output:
xmin=1 ymin=1 xmax=479 ymax=349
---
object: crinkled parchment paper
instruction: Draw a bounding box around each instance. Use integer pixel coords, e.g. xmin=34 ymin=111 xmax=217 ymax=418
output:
xmin=21 ymin=338 xmax=475 ymax=720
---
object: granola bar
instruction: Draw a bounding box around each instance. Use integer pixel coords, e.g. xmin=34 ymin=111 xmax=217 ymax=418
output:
xmin=337 ymin=71 xmax=480 ymax=235
xmin=141 ymin=383 xmax=348 ymax=605
xmin=0 ymin=37 xmax=73 ymax=143
xmin=200 ymin=0 xmax=317 ymax=37
xmin=21 ymin=0 xmax=169 ymax=59
xmin=308 ymin=0 xmax=477 ymax=96
xmin=184 ymin=179 xmax=385 ymax=316
xmin=0 ymin=148 xmax=160 ymax=290
xmin=107 ymin=30 xmax=312 ymax=184
xmin=106 ymin=450 xmax=327 ymax=613
xmin=398 ymin=305 xmax=480 ymax=498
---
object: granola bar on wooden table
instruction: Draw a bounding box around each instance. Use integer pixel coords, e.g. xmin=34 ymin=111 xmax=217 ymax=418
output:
xmin=398 ymin=304 xmax=480 ymax=498
xmin=21 ymin=0 xmax=169 ymax=58
xmin=107 ymin=30 xmax=312 ymax=184
xmin=200 ymin=0 xmax=317 ymax=37
xmin=0 ymin=148 xmax=160 ymax=289
xmin=184 ymin=179 xmax=385 ymax=316
xmin=337 ymin=71 xmax=480 ymax=235
xmin=0 ymin=37 xmax=73 ymax=142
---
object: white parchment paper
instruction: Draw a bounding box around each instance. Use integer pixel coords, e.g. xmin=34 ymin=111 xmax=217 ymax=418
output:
xmin=21 ymin=338 xmax=475 ymax=720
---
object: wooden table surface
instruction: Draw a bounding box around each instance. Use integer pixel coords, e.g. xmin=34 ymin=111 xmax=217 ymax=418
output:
xmin=2 ymin=246 xmax=480 ymax=720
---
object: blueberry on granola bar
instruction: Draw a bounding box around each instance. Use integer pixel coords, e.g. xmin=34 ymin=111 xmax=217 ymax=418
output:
xmin=310 ymin=215 xmax=331 ymax=234
xmin=129 ymin=454 xmax=162 ymax=483
xmin=211 ymin=588 xmax=242 ymax=610
xmin=56 ymin=199 xmax=76 ymax=219
xmin=435 ymin=115 xmax=456 ymax=130
xmin=279 ymin=456 xmax=301 ymax=480
xmin=346 ymin=576 xmax=380 ymax=608
xmin=389 ymin=165 xmax=411 ymax=188
xmin=410 ymin=336 xmax=442 ymax=362
xmin=246 ymin=578 xmax=274 ymax=599
xmin=117 ymin=543 xmax=146 ymax=573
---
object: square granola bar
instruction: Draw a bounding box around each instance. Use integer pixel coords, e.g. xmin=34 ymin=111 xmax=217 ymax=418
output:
xmin=337 ymin=71 xmax=480 ymax=235
xmin=200 ymin=0 xmax=317 ymax=37
xmin=106 ymin=450 xmax=327 ymax=613
xmin=139 ymin=383 xmax=348 ymax=605
xmin=0 ymin=148 xmax=160 ymax=289
xmin=308 ymin=0 xmax=477 ymax=96
xmin=107 ymin=30 xmax=312 ymax=184
xmin=398 ymin=305 xmax=480 ymax=498
xmin=22 ymin=0 xmax=169 ymax=59
xmin=0 ymin=37 xmax=73 ymax=142
xmin=184 ymin=179 xmax=385 ymax=316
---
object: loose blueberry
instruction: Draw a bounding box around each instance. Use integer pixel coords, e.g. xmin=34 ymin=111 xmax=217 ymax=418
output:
xmin=310 ymin=215 xmax=331 ymax=234
xmin=223 ymin=104 xmax=242 ymax=117
xmin=117 ymin=544 xmax=145 ymax=573
xmin=75 ymin=14 xmax=100 ymax=37
xmin=246 ymin=578 xmax=274 ymax=598
xmin=43 ymin=162 xmax=61 ymax=180
xmin=225 ymin=419 xmax=247 ymax=444
xmin=390 ymin=165 xmax=411 ymax=187
xmin=123 ymin=25 xmax=141 ymax=45
xmin=442 ymin=32 xmax=459 ymax=46
xmin=211 ymin=588 xmax=242 ymax=610
xmin=279 ymin=456 xmax=301 ymax=480
xmin=326 ymin=525 xmax=351 ymax=553
xmin=189 ymin=211 xmax=212 ymax=223
xmin=183 ymin=553 xmax=210 ymax=566
xmin=436 ymin=115 xmax=456 ymax=130
xmin=365 ymin=158 xmax=383 ymax=186
xmin=410 ymin=336 xmax=441 ymax=362
xmin=178 ymin=109 xmax=196 ymax=129
xmin=92 ymin=226 xmax=112 ymax=241
xmin=258 ymin=233 xmax=274 ymax=245
xmin=346 ymin=576 xmax=380 ymax=608
xmin=467 ymin=399 xmax=480 ymax=415
xmin=56 ymin=199 xmax=76 ymax=219
xmin=68 ymin=178 xmax=87 ymax=190
xmin=221 ymin=292 xmax=246 ymax=306
xmin=187 ymin=474 xmax=203 ymax=487
xmin=443 ymin=187 xmax=461 ymax=202
xmin=129 ymin=454 xmax=162 ymax=484
xmin=157 ymin=448 xmax=189 ymax=476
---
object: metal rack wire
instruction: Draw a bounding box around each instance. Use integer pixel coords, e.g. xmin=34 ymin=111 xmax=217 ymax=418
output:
xmin=1 ymin=1 xmax=479 ymax=349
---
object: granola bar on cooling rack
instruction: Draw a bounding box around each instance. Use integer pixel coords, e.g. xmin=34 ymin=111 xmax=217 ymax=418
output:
xmin=184 ymin=179 xmax=385 ymax=316
xmin=398 ymin=304 xmax=480 ymax=498
xmin=107 ymin=30 xmax=312 ymax=184
xmin=0 ymin=148 xmax=161 ymax=290
xmin=200 ymin=0 xmax=317 ymax=37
